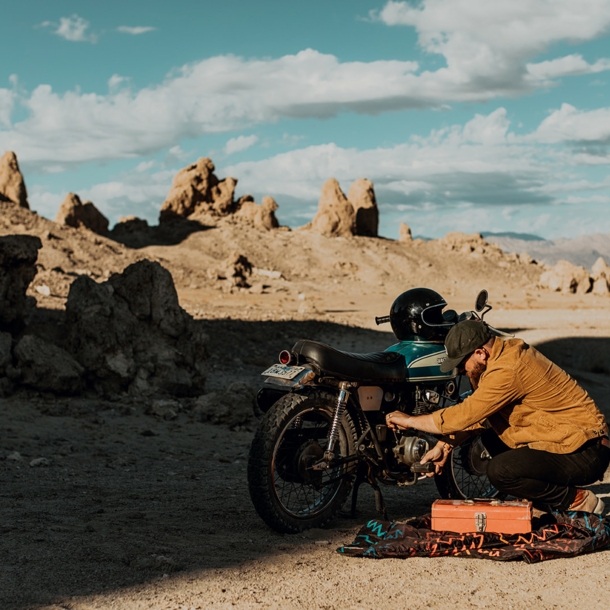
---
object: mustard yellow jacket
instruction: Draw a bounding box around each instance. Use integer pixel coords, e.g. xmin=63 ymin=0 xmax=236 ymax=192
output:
xmin=431 ymin=337 xmax=608 ymax=454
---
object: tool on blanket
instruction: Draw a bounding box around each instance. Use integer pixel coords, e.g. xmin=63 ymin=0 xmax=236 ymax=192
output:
xmin=431 ymin=499 xmax=533 ymax=534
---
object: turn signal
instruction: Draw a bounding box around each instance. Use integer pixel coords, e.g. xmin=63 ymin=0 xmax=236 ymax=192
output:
xmin=278 ymin=350 xmax=295 ymax=365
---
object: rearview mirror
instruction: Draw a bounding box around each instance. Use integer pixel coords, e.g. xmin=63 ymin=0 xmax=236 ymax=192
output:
xmin=475 ymin=289 xmax=489 ymax=312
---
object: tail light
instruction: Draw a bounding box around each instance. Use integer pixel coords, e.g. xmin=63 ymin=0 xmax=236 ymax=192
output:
xmin=278 ymin=350 xmax=296 ymax=365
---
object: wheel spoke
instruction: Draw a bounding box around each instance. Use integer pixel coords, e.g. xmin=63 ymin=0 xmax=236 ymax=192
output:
xmin=271 ymin=407 xmax=349 ymax=519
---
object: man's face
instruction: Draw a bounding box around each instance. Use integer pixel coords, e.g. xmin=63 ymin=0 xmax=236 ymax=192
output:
xmin=458 ymin=349 xmax=488 ymax=385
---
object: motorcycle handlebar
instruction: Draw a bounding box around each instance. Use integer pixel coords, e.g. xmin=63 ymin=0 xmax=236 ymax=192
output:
xmin=375 ymin=315 xmax=391 ymax=325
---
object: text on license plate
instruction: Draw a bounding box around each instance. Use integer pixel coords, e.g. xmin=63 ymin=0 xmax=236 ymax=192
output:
xmin=262 ymin=364 xmax=305 ymax=380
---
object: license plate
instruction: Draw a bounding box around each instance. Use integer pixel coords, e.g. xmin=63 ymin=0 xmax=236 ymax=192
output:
xmin=262 ymin=364 xmax=305 ymax=380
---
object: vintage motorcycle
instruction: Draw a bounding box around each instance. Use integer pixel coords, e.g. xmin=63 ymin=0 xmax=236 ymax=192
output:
xmin=247 ymin=288 xmax=509 ymax=533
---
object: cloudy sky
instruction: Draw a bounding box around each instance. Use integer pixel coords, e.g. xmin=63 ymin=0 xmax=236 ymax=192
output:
xmin=2 ymin=0 xmax=610 ymax=239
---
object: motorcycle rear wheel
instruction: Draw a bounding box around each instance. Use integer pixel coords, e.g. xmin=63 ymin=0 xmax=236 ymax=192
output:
xmin=434 ymin=433 xmax=501 ymax=499
xmin=248 ymin=390 xmax=357 ymax=534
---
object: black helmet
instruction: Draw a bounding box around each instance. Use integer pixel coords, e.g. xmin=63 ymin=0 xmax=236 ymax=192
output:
xmin=390 ymin=288 xmax=452 ymax=341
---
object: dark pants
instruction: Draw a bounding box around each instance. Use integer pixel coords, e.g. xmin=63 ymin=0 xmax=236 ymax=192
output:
xmin=482 ymin=430 xmax=610 ymax=512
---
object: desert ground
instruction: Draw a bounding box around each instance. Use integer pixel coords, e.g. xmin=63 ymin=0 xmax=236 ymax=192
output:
xmin=1 ymin=204 xmax=610 ymax=610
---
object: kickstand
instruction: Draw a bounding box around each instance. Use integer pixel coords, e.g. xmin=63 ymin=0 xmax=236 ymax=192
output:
xmin=371 ymin=480 xmax=389 ymax=521
xmin=346 ymin=462 xmax=389 ymax=521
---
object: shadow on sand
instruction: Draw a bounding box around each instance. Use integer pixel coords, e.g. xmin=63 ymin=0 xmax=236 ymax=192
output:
xmin=107 ymin=218 xmax=214 ymax=249
xmin=1 ymin=322 xmax=609 ymax=608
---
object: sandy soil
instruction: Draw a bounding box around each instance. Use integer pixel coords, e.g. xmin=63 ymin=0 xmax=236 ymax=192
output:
xmin=2 ymin=216 xmax=610 ymax=609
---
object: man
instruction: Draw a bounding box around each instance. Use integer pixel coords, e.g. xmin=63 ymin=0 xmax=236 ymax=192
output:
xmin=386 ymin=320 xmax=610 ymax=514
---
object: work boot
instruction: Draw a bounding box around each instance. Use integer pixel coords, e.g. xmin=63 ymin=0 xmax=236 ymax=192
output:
xmin=568 ymin=489 xmax=605 ymax=514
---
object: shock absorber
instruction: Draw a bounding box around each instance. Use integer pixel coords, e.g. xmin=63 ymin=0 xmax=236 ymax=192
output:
xmin=324 ymin=381 xmax=351 ymax=462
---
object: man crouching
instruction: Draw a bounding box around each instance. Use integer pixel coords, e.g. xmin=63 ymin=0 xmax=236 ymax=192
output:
xmin=386 ymin=320 xmax=610 ymax=514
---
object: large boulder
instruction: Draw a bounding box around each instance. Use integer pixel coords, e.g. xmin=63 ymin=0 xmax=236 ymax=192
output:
xmin=55 ymin=193 xmax=109 ymax=235
xmin=64 ymin=259 xmax=207 ymax=396
xmin=0 ymin=235 xmax=42 ymax=332
xmin=347 ymin=178 xmax=378 ymax=237
xmin=0 ymin=151 xmax=28 ymax=208
xmin=311 ymin=178 xmax=355 ymax=237
xmin=159 ymin=158 xmax=238 ymax=222
xmin=14 ymin=335 xmax=84 ymax=394
xmin=539 ymin=260 xmax=592 ymax=294
xmin=235 ymin=195 xmax=280 ymax=230
xmin=591 ymin=257 xmax=610 ymax=295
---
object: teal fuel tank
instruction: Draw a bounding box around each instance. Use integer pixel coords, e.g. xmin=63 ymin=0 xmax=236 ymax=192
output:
xmin=385 ymin=340 xmax=455 ymax=381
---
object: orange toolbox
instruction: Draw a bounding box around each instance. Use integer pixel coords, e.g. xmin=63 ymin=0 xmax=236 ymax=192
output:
xmin=431 ymin=499 xmax=533 ymax=534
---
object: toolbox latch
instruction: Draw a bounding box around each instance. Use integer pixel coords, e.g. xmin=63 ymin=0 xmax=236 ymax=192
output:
xmin=475 ymin=512 xmax=487 ymax=532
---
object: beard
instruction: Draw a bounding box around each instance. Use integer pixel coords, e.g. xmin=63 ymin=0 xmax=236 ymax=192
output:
xmin=467 ymin=361 xmax=487 ymax=390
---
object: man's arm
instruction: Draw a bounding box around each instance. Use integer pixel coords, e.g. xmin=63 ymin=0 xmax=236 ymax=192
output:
xmin=386 ymin=412 xmax=441 ymax=434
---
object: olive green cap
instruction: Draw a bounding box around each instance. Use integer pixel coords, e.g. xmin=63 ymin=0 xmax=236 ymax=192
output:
xmin=439 ymin=320 xmax=491 ymax=373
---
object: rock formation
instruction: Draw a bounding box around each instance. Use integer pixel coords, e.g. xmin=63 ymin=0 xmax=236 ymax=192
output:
xmin=438 ymin=232 xmax=505 ymax=258
xmin=219 ymin=252 xmax=253 ymax=288
xmin=235 ymin=195 xmax=279 ymax=230
xmin=55 ymin=193 xmax=109 ymax=235
xmin=0 ymin=151 xmax=29 ymax=209
xmin=539 ymin=260 xmax=592 ymax=294
xmin=14 ymin=335 xmax=84 ymax=395
xmin=399 ymin=222 xmax=413 ymax=243
xmin=158 ymin=157 xmax=282 ymax=232
xmin=0 ymin=234 xmax=42 ymax=332
xmin=591 ymin=256 xmax=610 ymax=294
xmin=347 ymin=178 xmax=378 ymax=237
xmin=311 ymin=179 xmax=356 ymax=237
xmin=159 ymin=158 xmax=238 ymax=222
xmin=64 ymin=259 xmax=207 ymax=396
xmin=311 ymin=178 xmax=379 ymax=237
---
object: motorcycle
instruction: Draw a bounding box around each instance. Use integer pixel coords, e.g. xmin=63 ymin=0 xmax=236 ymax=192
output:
xmin=247 ymin=288 xmax=510 ymax=533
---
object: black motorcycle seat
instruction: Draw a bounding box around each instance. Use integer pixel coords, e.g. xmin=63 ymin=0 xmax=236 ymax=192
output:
xmin=291 ymin=339 xmax=406 ymax=382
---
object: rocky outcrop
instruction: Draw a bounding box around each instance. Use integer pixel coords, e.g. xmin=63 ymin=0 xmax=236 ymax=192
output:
xmin=159 ymin=158 xmax=238 ymax=222
xmin=347 ymin=179 xmax=378 ymax=237
xmin=539 ymin=260 xmax=592 ymax=294
xmin=0 ymin=151 xmax=28 ymax=208
xmin=55 ymin=193 xmax=109 ymax=235
xmin=0 ymin=235 xmax=42 ymax=332
xmin=311 ymin=178 xmax=380 ymax=237
xmin=591 ymin=257 xmax=610 ymax=294
xmin=235 ymin=195 xmax=279 ymax=230
xmin=438 ymin=232 xmax=505 ymax=258
xmin=218 ymin=252 xmax=253 ymax=289
xmin=311 ymin=179 xmax=356 ymax=237
xmin=14 ymin=335 xmax=84 ymax=394
xmin=159 ymin=157 xmax=282 ymax=231
xmin=65 ymin=259 xmax=207 ymax=396
xmin=399 ymin=222 xmax=413 ymax=243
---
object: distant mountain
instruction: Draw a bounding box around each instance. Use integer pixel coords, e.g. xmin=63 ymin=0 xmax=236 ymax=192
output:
xmin=482 ymin=231 xmax=545 ymax=242
xmin=484 ymin=233 xmax=610 ymax=269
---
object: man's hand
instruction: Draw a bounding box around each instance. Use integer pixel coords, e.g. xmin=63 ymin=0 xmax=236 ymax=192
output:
xmin=420 ymin=441 xmax=452 ymax=477
xmin=385 ymin=411 xmax=412 ymax=431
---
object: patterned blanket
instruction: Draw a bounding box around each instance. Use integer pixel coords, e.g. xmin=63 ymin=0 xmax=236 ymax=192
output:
xmin=337 ymin=512 xmax=610 ymax=563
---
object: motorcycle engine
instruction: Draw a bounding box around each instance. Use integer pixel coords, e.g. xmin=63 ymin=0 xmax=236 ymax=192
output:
xmin=392 ymin=435 xmax=429 ymax=466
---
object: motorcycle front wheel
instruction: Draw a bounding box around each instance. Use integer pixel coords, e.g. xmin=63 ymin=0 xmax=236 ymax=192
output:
xmin=434 ymin=433 xmax=501 ymax=499
xmin=248 ymin=390 xmax=357 ymax=534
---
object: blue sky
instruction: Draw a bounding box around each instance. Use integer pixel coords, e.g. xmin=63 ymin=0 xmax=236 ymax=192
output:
xmin=1 ymin=0 xmax=610 ymax=239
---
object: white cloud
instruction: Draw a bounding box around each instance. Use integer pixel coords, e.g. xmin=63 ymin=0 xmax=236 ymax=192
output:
xmin=8 ymin=0 xmax=610 ymax=169
xmin=41 ymin=14 xmax=97 ymax=43
xmin=0 ymin=88 xmax=15 ymax=127
xmin=224 ymin=134 xmax=259 ymax=155
xmin=530 ymin=104 xmax=610 ymax=143
xmin=373 ymin=1 xmax=610 ymax=91
xmin=527 ymin=54 xmax=610 ymax=80
xmin=116 ymin=26 xmax=156 ymax=35
xmin=28 ymin=107 xmax=610 ymax=237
